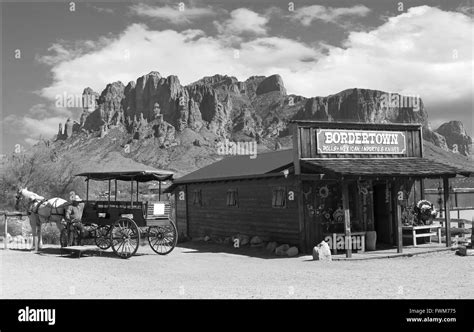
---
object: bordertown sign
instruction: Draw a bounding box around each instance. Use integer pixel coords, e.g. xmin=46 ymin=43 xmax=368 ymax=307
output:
xmin=316 ymin=129 xmax=406 ymax=154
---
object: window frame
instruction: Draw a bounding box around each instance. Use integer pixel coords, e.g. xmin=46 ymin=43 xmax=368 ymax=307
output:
xmin=272 ymin=186 xmax=287 ymax=208
xmin=226 ymin=188 xmax=239 ymax=207
xmin=192 ymin=189 xmax=202 ymax=207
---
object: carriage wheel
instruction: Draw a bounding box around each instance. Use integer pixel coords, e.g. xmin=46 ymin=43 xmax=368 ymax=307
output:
xmin=95 ymin=225 xmax=112 ymax=250
xmin=110 ymin=218 xmax=140 ymax=259
xmin=147 ymin=221 xmax=178 ymax=255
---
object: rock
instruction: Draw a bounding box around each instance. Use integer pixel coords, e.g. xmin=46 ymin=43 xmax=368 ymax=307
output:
xmin=266 ymin=241 xmax=277 ymax=252
xmin=275 ymin=244 xmax=290 ymax=256
xmin=240 ymin=234 xmax=249 ymax=246
xmin=204 ymin=235 xmax=211 ymax=242
xmin=250 ymin=236 xmax=263 ymax=245
xmin=312 ymin=241 xmax=332 ymax=261
xmin=436 ymin=121 xmax=472 ymax=156
xmin=423 ymin=129 xmax=448 ymax=151
xmin=193 ymin=139 xmax=201 ymax=147
xmin=456 ymin=246 xmax=467 ymax=256
xmin=256 ymin=74 xmax=286 ymax=96
xmin=287 ymin=246 xmax=299 ymax=257
xmin=64 ymin=118 xmax=73 ymax=138
xmin=82 ymin=87 xmax=99 ymax=112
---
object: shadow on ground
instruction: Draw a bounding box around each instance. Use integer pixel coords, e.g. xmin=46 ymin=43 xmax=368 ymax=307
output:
xmin=176 ymin=240 xmax=299 ymax=259
xmin=32 ymin=246 xmax=150 ymax=259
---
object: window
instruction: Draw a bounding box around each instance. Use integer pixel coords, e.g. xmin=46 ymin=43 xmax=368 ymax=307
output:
xmin=226 ymin=189 xmax=238 ymax=207
xmin=272 ymin=187 xmax=287 ymax=208
xmin=192 ymin=189 xmax=202 ymax=206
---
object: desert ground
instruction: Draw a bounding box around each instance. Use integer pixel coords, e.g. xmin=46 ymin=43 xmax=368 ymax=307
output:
xmin=1 ymin=242 xmax=472 ymax=299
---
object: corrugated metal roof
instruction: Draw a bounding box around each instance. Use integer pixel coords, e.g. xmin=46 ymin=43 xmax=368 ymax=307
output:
xmin=173 ymin=149 xmax=294 ymax=184
xmin=301 ymin=158 xmax=471 ymax=178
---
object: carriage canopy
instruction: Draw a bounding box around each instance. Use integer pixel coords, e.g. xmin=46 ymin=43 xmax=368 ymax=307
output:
xmin=75 ymin=170 xmax=174 ymax=182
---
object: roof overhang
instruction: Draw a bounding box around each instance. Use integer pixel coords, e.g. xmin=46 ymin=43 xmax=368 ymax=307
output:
xmin=300 ymin=158 xmax=472 ymax=179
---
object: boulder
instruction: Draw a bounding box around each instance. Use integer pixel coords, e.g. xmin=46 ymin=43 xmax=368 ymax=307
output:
xmin=275 ymin=244 xmax=290 ymax=256
xmin=250 ymin=236 xmax=263 ymax=245
xmin=287 ymin=246 xmax=299 ymax=257
xmin=240 ymin=234 xmax=250 ymax=246
xmin=312 ymin=241 xmax=332 ymax=261
xmin=204 ymin=235 xmax=211 ymax=242
xmin=266 ymin=241 xmax=277 ymax=252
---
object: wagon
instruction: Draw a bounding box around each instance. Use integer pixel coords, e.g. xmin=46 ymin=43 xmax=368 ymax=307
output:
xmin=63 ymin=170 xmax=178 ymax=259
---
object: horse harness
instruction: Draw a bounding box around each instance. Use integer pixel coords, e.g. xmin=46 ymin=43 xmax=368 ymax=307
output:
xmin=27 ymin=198 xmax=66 ymax=225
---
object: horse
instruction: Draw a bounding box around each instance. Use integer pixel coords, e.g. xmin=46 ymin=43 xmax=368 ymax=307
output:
xmin=15 ymin=187 xmax=69 ymax=250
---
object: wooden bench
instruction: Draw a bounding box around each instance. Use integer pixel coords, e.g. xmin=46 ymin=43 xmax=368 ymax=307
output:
xmin=402 ymin=225 xmax=442 ymax=246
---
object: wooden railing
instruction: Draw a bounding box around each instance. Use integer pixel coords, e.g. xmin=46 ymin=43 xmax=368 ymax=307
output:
xmin=0 ymin=211 xmax=29 ymax=250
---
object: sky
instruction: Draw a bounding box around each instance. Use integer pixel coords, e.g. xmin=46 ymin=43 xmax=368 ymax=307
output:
xmin=1 ymin=0 xmax=473 ymax=154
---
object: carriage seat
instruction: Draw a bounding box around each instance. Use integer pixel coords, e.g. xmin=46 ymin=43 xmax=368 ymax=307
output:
xmin=146 ymin=201 xmax=171 ymax=220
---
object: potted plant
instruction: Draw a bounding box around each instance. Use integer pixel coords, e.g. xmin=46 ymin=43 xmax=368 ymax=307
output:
xmin=413 ymin=200 xmax=438 ymax=225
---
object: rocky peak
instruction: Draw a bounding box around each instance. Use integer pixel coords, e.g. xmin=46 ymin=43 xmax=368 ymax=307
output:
xmin=436 ymin=121 xmax=472 ymax=155
xmin=256 ymin=74 xmax=286 ymax=96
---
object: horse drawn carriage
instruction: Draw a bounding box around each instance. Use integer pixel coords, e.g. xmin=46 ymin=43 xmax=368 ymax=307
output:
xmin=60 ymin=170 xmax=178 ymax=259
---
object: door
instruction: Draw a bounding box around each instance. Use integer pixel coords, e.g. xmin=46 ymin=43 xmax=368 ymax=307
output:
xmin=373 ymin=183 xmax=393 ymax=245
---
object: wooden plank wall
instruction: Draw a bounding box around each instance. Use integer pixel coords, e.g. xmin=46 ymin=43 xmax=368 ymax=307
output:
xmin=174 ymin=185 xmax=188 ymax=239
xmin=298 ymin=127 xmax=422 ymax=159
xmin=186 ymin=177 xmax=300 ymax=245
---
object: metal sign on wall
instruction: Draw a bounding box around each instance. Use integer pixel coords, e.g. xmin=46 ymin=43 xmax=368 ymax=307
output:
xmin=316 ymin=129 xmax=407 ymax=154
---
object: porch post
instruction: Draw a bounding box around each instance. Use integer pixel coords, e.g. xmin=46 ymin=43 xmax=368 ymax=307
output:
xmin=342 ymin=182 xmax=352 ymax=258
xmin=114 ymin=179 xmax=118 ymax=200
xmin=131 ymin=181 xmax=133 ymax=208
xmin=443 ymin=177 xmax=451 ymax=247
xmin=395 ymin=198 xmax=403 ymax=253
xmin=296 ymin=177 xmax=307 ymax=253
xmin=108 ymin=179 xmax=111 ymax=207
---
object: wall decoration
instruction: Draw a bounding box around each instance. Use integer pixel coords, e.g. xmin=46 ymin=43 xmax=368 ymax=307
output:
xmin=319 ymin=186 xmax=329 ymax=199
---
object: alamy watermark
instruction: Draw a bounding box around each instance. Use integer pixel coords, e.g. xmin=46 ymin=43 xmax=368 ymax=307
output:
xmin=216 ymin=139 xmax=257 ymax=159
xmin=381 ymin=93 xmax=420 ymax=112
xmin=324 ymin=234 xmax=363 ymax=250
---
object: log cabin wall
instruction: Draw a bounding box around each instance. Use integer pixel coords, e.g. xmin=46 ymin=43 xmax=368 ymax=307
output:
xmin=185 ymin=177 xmax=300 ymax=245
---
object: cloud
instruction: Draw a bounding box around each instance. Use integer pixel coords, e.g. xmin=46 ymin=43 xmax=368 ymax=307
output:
xmin=4 ymin=104 xmax=73 ymax=145
xmin=130 ymin=3 xmax=217 ymax=25
xmin=215 ymin=8 xmax=269 ymax=36
xmin=87 ymin=4 xmax=115 ymax=15
xmin=292 ymin=4 xmax=371 ymax=26
xmin=32 ymin=6 xmax=472 ymax=139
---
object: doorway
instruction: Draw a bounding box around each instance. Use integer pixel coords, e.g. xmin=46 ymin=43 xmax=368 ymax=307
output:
xmin=373 ymin=183 xmax=393 ymax=246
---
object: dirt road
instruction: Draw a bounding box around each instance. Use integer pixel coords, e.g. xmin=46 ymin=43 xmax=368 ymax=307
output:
xmin=1 ymin=242 xmax=472 ymax=299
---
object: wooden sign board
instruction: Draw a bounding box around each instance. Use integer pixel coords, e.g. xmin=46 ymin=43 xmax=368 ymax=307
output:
xmin=316 ymin=129 xmax=406 ymax=155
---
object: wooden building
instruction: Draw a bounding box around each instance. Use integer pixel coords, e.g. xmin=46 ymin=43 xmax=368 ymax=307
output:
xmin=168 ymin=121 xmax=472 ymax=255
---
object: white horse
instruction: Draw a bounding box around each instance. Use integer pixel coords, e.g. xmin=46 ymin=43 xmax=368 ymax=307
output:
xmin=15 ymin=187 xmax=69 ymax=250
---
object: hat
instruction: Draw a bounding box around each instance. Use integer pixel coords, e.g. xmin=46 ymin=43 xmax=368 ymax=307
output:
xmin=73 ymin=195 xmax=82 ymax=202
